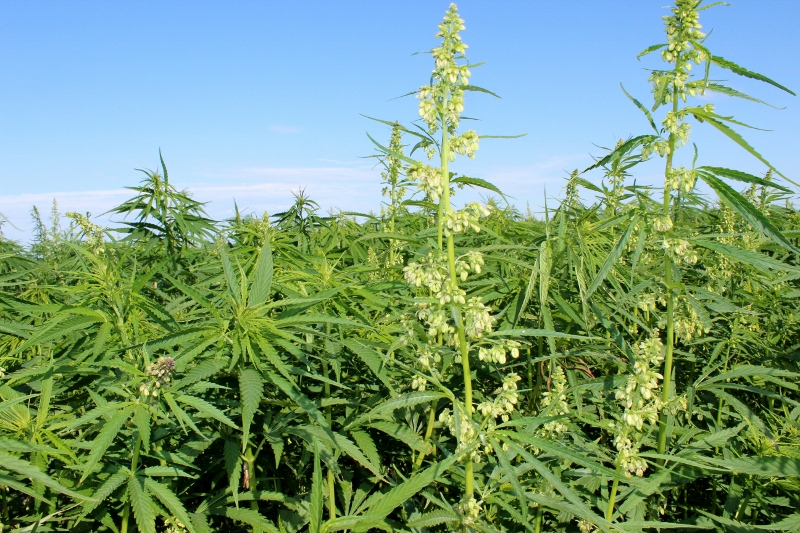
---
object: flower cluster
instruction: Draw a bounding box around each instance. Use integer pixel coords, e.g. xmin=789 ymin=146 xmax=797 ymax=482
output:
xmin=450 ymin=130 xmax=480 ymax=160
xmin=139 ymin=356 xmax=175 ymax=398
xmin=464 ymin=297 xmax=493 ymax=339
xmin=612 ymin=332 xmax=665 ymax=477
xmin=417 ymin=4 xmax=471 ymax=134
xmin=662 ymin=238 xmax=698 ymax=264
xmin=661 ymin=0 xmax=707 ymax=64
xmin=439 ymin=406 xmax=476 ymax=455
xmin=539 ymin=366 xmax=570 ymax=437
xmin=477 ymin=372 xmax=521 ymax=423
xmin=66 ymin=211 xmax=104 ymax=254
xmin=458 ymin=495 xmax=481 ymax=527
xmin=444 ymin=202 xmax=492 ymax=236
xmin=652 ymin=213 xmax=673 ymax=233
xmin=665 ymin=165 xmax=697 ymax=193
xmin=408 ymin=163 xmax=445 ymax=201
xmin=455 ymin=250 xmax=484 ymax=281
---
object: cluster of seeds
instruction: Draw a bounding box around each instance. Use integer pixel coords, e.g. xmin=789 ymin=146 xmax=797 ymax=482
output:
xmin=139 ymin=356 xmax=175 ymax=398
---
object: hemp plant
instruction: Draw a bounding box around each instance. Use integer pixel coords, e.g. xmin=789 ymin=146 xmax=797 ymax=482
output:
xmin=370 ymin=4 xmax=527 ymax=527
xmin=589 ymin=0 xmax=796 ymax=462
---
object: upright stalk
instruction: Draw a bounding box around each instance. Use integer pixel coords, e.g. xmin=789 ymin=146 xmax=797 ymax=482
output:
xmin=440 ymin=118 xmax=475 ymax=502
xmin=656 ymin=83 xmax=680 ymax=460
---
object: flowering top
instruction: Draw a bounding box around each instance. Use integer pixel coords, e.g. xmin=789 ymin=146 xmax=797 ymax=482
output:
xmin=418 ymin=3 xmax=472 ymax=134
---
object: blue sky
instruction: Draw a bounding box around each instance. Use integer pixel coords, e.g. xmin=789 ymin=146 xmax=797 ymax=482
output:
xmin=1 ymin=1 xmax=798 ymax=243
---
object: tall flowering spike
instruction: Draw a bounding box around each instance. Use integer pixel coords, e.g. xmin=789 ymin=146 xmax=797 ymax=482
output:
xmin=418 ymin=3 xmax=472 ymax=135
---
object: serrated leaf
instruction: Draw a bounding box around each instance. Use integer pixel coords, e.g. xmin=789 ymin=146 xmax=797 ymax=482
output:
xmin=176 ymin=393 xmax=239 ymax=429
xmin=250 ymin=237 xmax=274 ymax=307
xmin=128 ymin=474 xmax=156 ymax=533
xmin=146 ymin=478 xmax=197 ymax=533
xmin=239 ymin=368 xmax=265 ymax=451
xmin=0 ymin=451 xmax=88 ymax=501
xmin=81 ymin=405 xmax=135 ymax=483
xmin=406 ymin=509 xmax=459 ymax=528
xmin=698 ymin=171 xmax=798 ymax=253
xmin=711 ymin=55 xmax=796 ymax=95
xmin=451 ymin=176 xmax=504 ymax=196
xmin=692 ymin=240 xmax=799 ymax=274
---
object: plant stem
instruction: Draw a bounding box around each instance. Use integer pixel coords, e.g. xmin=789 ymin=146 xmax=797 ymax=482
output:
xmin=656 ymin=82 xmax=680 ymax=460
xmin=605 ymin=457 xmax=623 ymax=521
xmin=534 ymin=504 xmax=543 ymax=533
xmin=413 ymin=398 xmax=439 ymax=470
xmin=440 ymin=119 xmax=475 ymax=504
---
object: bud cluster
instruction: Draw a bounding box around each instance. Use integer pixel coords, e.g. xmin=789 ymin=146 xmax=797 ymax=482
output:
xmin=444 ymin=202 xmax=492 ymax=237
xmin=139 ymin=356 xmax=175 ymax=398
xmin=665 ymin=165 xmax=697 ymax=193
xmin=450 ymin=130 xmax=480 ymax=160
xmin=538 ymin=366 xmax=571 ymax=437
xmin=66 ymin=212 xmax=104 ymax=254
xmin=408 ymin=163 xmax=445 ymax=202
xmin=612 ymin=332 xmax=665 ymax=477
xmin=477 ymin=372 xmax=521 ymax=423
xmin=417 ymin=4 xmax=471 ymax=134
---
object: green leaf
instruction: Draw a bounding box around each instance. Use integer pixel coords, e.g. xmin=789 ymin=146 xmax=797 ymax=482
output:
xmin=637 ymin=43 xmax=665 ymax=59
xmin=145 ymin=478 xmax=197 ymax=533
xmin=698 ymin=171 xmax=798 ymax=253
xmin=705 ymin=83 xmax=783 ymax=109
xmin=81 ymin=405 xmax=135 ymax=483
xmin=697 ymin=166 xmax=791 ymax=192
xmin=142 ymin=466 xmax=195 ymax=478
xmin=128 ymin=474 xmax=156 ymax=533
xmin=250 ymin=237 xmax=274 ymax=307
xmin=583 ymin=135 xmax=659 ymax=173
xmin=365 ymin=421 xmax=430 ymax=454
xmin=268 ymin=373 xmax=329 ymax=428
xmin=218 ymin=239 xmax=242 ymax=306
xmin=126 ymin=406 xmax=149 ymax=458
xmin=351 ymin=446 xmax=472 ymax=532
xmin=451 ymin=176 xmax=505 ymax=196
xmin=342 ymin=339 xmax=395 ymax=393
xmin=690 ymin=111 xmax=790 ymax=183
xmin=348 ymin=391 xmax=448 ymax=429
xmin=406 ymin=509 xmax=459 ymax=529
xmin=176 ymin=394 xmax=239 ymax=429
xmin=491 ymin=438 xmax=527 ymax=521
xmin=463 ymin=84 xmax=501 ymax=98
xmin=692 ymin=240 xmax=799 ymax=274
xmin=239 ymin=368 xmax=265 ymax=451
xmin=711 ymin=55 xmax=796 ymax=96
xmin=621 ymin=83 xmax=658 ymax=133
xmin=586 ymin=215 xmax=636 ymax=299
xmin=505 ymin=440 xmax=612 ymax=532
xmin=213 ymin=507 xmax=280 ymax=533
xmin=700 ymin=456 xmax=800 ymax=478
xmin=0 ymin=451 xmax=88 ymax=501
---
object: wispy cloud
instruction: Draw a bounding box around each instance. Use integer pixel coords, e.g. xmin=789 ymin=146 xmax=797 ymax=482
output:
xmin=1 ymin=166 xmax=385 ymax=243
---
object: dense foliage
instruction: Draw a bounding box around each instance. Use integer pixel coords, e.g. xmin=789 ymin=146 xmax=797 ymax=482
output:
xmin=2 ymin=2 xmax=799 ymax=532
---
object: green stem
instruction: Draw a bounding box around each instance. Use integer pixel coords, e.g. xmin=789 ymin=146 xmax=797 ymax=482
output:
xmin=605 ymin=457 xmax=623 ymax=521
xmin=120 ymin=433 xmax=143 ymax=533
xmin=413 ymin=398 xmax=439 ymax=470
xmin=534 ymin=504 xmax=543 ymax=533
xmin=441 ymin=121 xmax=474 ymax=503
xmin=244 ymin=446 xmax=261 ymax=533
xmin=656 ymin=82 xmax=680 ymax=460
